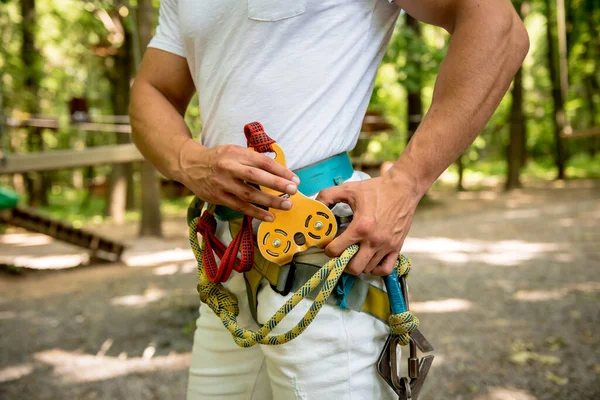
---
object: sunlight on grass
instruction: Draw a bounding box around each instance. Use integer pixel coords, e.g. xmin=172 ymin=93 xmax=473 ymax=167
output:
xmin=514 ymin=282 xmax=600 ymax=302
xmin=0 ymin=233 xmax=52 ymax=246
xmin=411 ymin=298 xmax=473 ymax=313
xmin=111 ymin=287 xmax=166 ymax=307
xmin=1 ymin=254 xmax=88 ymax=269
xmin=403 ymin=237 xmax=564 ymax=266
xmin=440 ymin=154 xmax=600 ymax=189
xmin=474 ymin=387 xmax=537 ymax=400
xmin=0 ymin=363 xmax=35 ymax=383
xmin=33 ymin=349 xmax=191 ymax=383
xmin=123 ymin=248 xmax=195 ymax=267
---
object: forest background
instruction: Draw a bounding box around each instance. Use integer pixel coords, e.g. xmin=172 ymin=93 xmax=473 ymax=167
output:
xmin=0 ymin=0 xmax=598 ymax=227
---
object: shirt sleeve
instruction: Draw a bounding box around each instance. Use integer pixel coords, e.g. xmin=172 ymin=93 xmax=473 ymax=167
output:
xmin=147 ymin=0 xmax=186 ymax=57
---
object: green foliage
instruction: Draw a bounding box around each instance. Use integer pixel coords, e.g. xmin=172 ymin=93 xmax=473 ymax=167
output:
xmin=37 ymin=186 xmax=192 ymax=226
xmin=367 ymin=2 xmax=600 ymax=176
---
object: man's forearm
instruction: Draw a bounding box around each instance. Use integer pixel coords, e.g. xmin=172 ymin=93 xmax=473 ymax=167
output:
xmin=129 ymin=79 xmax=199 ymax=181
xmin=391 ymin=5 xmax=529 ymax=195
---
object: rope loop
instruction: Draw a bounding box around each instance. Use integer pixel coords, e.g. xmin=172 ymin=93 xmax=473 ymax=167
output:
xmin=190 ymin=214 xmax=419 ymax=347
xmin=389 ymin=252 xmax=419 ymax=345
xmin=389 ymin=311 xmax=420 ymax=346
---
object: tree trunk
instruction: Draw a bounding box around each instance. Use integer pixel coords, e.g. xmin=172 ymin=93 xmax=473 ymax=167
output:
xmin=546 ymin=0 xmax=568 ymax=179
xmin=506 ymin=67 xmax=526 ymax=190
xmin=506 ymin=0 xmax=529 ymax=191
xmin=405 ymin=14 xmax=422 ymax=145
xmin=20 ymin=0 xmax=48 ymax=207
xmin=106 ymin=22 xmax=135 ymax=223
xmin=134 ymin=0 xmax=163 ymax=237
xmin=583 ymin=9 xmax=599 ymax=157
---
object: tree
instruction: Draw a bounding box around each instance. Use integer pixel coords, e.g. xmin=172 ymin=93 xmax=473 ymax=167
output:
xmin=20 ymin=0 xmax=48 ymax=206
xmin=546 ymin=0 xmax=568 ymax=179
xmin=133 ymin=0 xmax=163 ymax=237
xmin=506 ymin=1 xmax=529 ymax=190
xmin=405 ymin=14 xmax=423 ymax=146
xmin=104 ymin=7 xmax=135 ymax=223
xmin=506 ymin=67 xmax=526 ymax=190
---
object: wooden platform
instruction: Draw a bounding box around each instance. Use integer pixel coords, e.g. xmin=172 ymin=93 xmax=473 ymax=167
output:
xmin=0 ymin=144 xmax=144 ymax=174
xmin=0 ymin=207 xmax=126 ymax=262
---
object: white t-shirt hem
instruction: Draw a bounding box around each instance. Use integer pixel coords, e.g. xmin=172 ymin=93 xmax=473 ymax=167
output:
xmin=148 ymin=39 xmax=186 ymax=58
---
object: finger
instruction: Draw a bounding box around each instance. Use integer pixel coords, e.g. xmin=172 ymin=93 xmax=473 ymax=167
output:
xmin=324 ymin=226 xmax=361 ymax=257
xmin=220 ymin=193 xmax=274 ymax=222
xmin=344 ymin=245 xmax=377 ymax=275
xmin=233 ymin=164 xmax=298 ymax=196
xmin=243 ymin=151 xmax=300 ymax=186
xmin=371 ymin=253 xmax=398 ymax=276
xmin=315 ymin=184 xmax=353 ymax=206
xmin=363 ymin=249 xmax=388 ymax=274
xmin=230 ymin=181 xmax=293 ymax=211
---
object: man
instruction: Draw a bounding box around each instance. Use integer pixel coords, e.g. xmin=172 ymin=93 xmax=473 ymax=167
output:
xmin=130 ymin=0 xmax=529 ymax=398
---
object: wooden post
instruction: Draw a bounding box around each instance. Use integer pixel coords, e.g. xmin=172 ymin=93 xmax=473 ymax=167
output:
xmin=106 ymin=15 xmax=135 ymax=223
xmin=20 ymin=0 xmax=48 ymax=206
xmin=132 ymin=0 xmax=163 ymax=237
xmin=0 ymin=71 xmax=5 ymax=167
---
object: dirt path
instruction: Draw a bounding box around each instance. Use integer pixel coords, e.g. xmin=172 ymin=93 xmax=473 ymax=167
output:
xmin=1 ymin=180 xmax=599 ymax=400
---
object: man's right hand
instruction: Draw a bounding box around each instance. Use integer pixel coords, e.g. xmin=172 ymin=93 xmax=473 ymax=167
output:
xmin=177 ymin=139 xmax=300 ymax=221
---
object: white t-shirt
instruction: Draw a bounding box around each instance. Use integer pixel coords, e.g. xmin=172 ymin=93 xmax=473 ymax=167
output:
xmin=149 ymin=0 xmax=400 ymax=170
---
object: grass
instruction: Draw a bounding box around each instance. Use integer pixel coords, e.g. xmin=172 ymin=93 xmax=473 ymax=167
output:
xmin=35 ymin=188 xmax=193 ymax=228
xmin=439 ymin=153 xmax=600 ymax=190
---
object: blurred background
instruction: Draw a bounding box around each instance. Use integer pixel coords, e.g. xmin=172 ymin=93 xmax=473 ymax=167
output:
xmin=0 ymin=1 xmax=598 ymax=399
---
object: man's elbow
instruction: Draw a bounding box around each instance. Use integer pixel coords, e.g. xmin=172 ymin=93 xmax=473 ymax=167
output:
xmin=493 ymin=8 xmax=530 ymax=66
xmin=128 ymin=78 xmax=142 ymax=121
xmin=508 ymin=12 xmax=530 ymax=64
xmin=128 ymin=78 xmax=146 ymax=143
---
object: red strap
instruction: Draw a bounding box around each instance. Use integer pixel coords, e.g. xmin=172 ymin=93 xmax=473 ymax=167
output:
xmin=196 ymin=211 xmax=254 ymax=283
xmin=195 ymin=122 xmax=274 ymax=283
xmin=244 ymin=122 xmax=276 ymax=153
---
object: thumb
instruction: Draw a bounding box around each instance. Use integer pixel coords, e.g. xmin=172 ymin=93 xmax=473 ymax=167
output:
xmin=316 ymin=183 xmax=352 ymax=206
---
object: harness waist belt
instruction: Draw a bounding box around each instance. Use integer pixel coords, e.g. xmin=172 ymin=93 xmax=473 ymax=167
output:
xmin=214 ymin=152 xmax=354 ymax=221
xmin=294 ymin=152 xmax=353 ymax=197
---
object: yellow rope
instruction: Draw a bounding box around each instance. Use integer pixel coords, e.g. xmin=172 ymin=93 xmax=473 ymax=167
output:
xmin=189 ymin=216 xmax=419 ymax=347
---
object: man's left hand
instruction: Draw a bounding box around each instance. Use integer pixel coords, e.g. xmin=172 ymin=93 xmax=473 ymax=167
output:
xmin=316 ymin=169 xmax=422 ymax=276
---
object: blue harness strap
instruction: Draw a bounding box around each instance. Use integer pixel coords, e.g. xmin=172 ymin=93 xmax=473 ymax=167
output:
xmin=295 ymin=152 xmax=354 ymax=196
xmin=335 ymin=273 xmax=356 ymax=310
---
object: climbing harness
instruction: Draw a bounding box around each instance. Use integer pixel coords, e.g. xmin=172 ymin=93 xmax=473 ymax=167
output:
xmin=189 ymin=122 xmax=434 ymax=398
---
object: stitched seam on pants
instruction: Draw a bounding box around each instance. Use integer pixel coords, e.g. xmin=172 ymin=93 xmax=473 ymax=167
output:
xmin=249 ymin=356 xmax=267 ymax=400
xmin=342 ymin=310 xmax=353 ymax=400
xmin=292 ymin=376 xmax=303 ymax=399
xmin=292 ymin=307 xmax=307 ymax=400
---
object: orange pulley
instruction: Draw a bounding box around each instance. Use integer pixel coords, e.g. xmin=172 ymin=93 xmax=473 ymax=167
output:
xmin=244 ymin=122 xmax=337 ymax=265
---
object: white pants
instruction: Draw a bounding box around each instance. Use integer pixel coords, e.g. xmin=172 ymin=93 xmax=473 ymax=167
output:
xmin=187 ymin=172 xmax=398 ymax=400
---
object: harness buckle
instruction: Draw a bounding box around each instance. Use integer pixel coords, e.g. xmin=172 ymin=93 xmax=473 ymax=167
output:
xmin=270 ymin=261 xmax=296 ymax=296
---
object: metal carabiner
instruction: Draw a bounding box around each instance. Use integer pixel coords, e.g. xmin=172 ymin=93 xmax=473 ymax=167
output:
xmin=377 ymin=273 xmax=435 ymax=400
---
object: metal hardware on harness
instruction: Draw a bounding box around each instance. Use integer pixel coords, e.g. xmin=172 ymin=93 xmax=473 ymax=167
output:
xmin=244 ymin=122 xmax=337 ymax=265
xmin=377 ymin=275 xmax=435 ymax=400
xmin=270 ymin=214 xmax=353 ymax=297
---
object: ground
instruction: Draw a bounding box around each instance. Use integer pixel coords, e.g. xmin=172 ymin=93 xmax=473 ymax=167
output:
xmin=0 ymin=180 xmax=599 ymax=400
